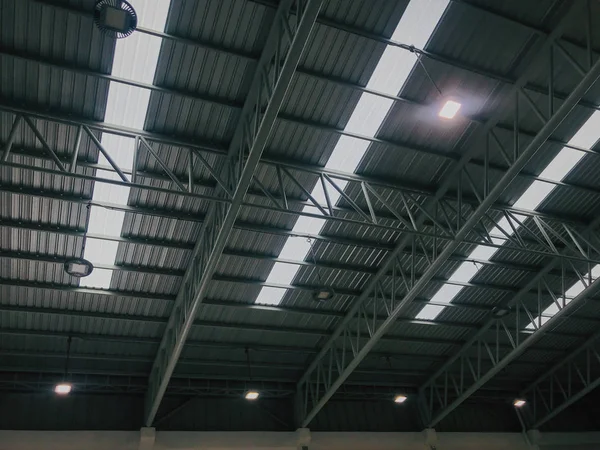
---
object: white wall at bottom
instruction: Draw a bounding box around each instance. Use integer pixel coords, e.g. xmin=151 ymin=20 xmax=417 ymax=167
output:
xmin=2 ymin=431 xmax=600 ymax=450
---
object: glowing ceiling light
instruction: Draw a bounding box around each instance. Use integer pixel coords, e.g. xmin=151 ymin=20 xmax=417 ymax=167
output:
xmin=438 ymin=99 xmax=462 ymax=119
xmin=394 ymin=394 xmax=408 ymax=403
xmin=244 ymin=390 xmax=260 ymax=400
xmin=54 ymin=383 xmax=72 ymax=395
xmin=513 ymin=399 xmax=526 ymax=408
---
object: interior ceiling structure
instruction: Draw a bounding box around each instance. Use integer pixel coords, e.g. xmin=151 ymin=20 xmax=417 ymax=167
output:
xmin=3 ymin=0 xmax=600 ymax=433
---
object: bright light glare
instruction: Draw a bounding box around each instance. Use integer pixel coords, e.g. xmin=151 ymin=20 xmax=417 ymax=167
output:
xmin=513 ymin=399 xmax=526 ymax=408
xmin=438 ymin=100 xmax=461 ymax=119
xmin=245 ymin=390 xmax=260 ymax=400
xmin=254 ymin=0 xmax=450 ymax=306
xmin=394 ymin=394 xmax=407 ymax=403
xmin=54 ymin=383 xmax=72 ymax=395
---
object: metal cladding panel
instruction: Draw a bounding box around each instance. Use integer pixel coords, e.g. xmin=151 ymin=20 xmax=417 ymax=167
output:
xmin=186 ymin=320 xmax=322 ymax=350
xmin=0 ymin=190 xmax=87 ymax=229
xmin=0 ymin=308 xmax=164 ymax=340
xmin=462 ymin=0 xmax=559 ymax=26
xmin=356 ymin=141 xmax=453 ymax=188
xmin=1 ymin=0 xmax=115 ymax=73
xmin=120 ymin=211 xmax=199 ymax=243
xmin=0 ymin=262 xmax=71 ymax=290
xmin=281 ymin=75 xmax=362 ymax=129
xmin=145 ymin=92 xmax=240 ymax=143
xmin=0 ymin=234 xmax=81 ymax=263
xmin=216 ymin=254 xmax=273 ymax=283
xmin=1 ymin=153 xmax=94 ymax=198
xmin=154 ymin=41 xmax=253 ymax=104
xmin=320 ymin=0 xmax=409 ymax=37
xmin=0 ymin=56 xmax=110 ymax=120
xmin=0 ymin=284 xmax=171 ymax=318
xmin=108 ymin=270 xmax=180 ymax=296
xmin=166 ymin=0 xmax=274 ymax=55
xmin=0 ymin=0 xmax=113 ymax=120
xmin=427 ymin=2 xmax=537 ymax=75
xmin=265 ymin=119 xmax=340 ymax=165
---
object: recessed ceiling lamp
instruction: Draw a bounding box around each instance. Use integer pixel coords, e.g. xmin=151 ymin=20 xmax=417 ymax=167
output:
xmin=492 ymin=306 xmax=511 ymax=318
xmin=394 ymin=394 xmax=408 ymax=404
xmin=55 ymin=337 xmax=73 ymax=395
xmin=312 ymin=287 xmax=335 ymax=302
xmin=438 ymin=99 xmax=462 ymax=119
xmin=307 ymin=238 xmax=335 ymax=302
xmin=54 ymin=383 xmax=73 ymax=395
xmin=244 ymin=348 xmax=260 ymax=401
xmin=513 ymin=399 xmax=526 ymax=408
xmin=64 ymin=258 xmax=94 ymax=278
xmin=94 ymin=0 xmax=138 ymax=38
xmin=244 ymin=390 xmax=260 ymax=400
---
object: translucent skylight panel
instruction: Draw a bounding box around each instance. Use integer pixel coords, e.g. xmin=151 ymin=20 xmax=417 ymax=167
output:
xmin=81 ymin=0 xmax=171 ymax=289
xmin=83 ymin=238 xmax=119 ymax=265
xmin=80 ymin=268 xmax=113 ymax=289
xmin=344 ymin=95 xmax=394 ymax=136
xmin=267 ymin=262 xmax=300 ymax=286
xmin=86 ymin=208 xmax=126 ymax=237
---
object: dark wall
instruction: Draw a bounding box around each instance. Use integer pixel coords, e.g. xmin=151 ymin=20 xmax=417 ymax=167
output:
xmin=1 ymin=393 xmax=599 ymax=432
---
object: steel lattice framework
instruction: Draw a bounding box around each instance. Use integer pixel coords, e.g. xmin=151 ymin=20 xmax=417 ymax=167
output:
xmin=294 ymin=3 xmax=600 ymax=427
xmin=516 ymin=329 xmax=600 ymax=430
xmin=3 ymin=0 xmax=600 ymax=431
xmin=142 ymin=0 xmax=324 ymax=425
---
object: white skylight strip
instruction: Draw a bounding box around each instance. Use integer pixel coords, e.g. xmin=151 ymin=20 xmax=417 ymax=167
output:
xmin=81 ymin=0 xmax=171 ymax=288
xmin=416 ymin=111 xmax=600 ymax=320
xmin=255 ymin=0 xmax=450 ymax=305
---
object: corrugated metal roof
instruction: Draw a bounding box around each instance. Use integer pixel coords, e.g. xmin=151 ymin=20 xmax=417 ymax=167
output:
xmin=3 ymin=0 xmax=600 ymax=431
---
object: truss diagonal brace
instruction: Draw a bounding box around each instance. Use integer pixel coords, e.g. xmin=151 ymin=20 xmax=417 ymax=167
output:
xmin=295 ymin=4 xmax=599 ymax=427
xmin=143 ymin=0 xmax=323 ymax=426
xmin=518 ymin=328 xmax=600 ymax=429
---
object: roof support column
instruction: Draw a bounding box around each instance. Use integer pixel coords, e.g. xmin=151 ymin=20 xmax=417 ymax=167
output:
xmin=139 ymin=427 xmax=155 ymax=450
xmin=143 ymin=0 xmax=323 ymax=426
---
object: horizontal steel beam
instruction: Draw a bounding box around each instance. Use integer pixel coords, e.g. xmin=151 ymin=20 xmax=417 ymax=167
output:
xmin=0 ymin=368 xmax=522 ymax=400
xmin=4 ymin=249 xmax=576 ymax=298
xmin=0 ymin=296 xmax=586 ymax=354
xmin=4 ymin=215 xmax=591 ymax=285
xmin=6 ymin=144 xmax=600 ymax=267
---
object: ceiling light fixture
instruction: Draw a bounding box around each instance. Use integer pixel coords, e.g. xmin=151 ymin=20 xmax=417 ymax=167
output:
xmin=492 ymin=306 xmax=511 ymax=318
xmin=513 ymin=399 xmax=526 ymax=408
xmin=394 ymin=394 xmax=408 ymax=404
xmin=55 ymin=337 xmax=73 ymax=395
xmin=313 ymin=287 xmax=335 ymax=302
xmin=94 ymin=0 xmax=138 ymax=38
xmin=245 ymin=390 xmax=260 ymax=400
xmin=307 ymin=238 xmax=335 ymax=303
xmin=244 ymin=348 xmax=260 ymax=401
xmin=54 ymin=383 xmax=72 ymax=395
xmin=439 ymin=99 xmax=462 ymax=119
xmin=64 ymin=258 xmax=94 ymax=278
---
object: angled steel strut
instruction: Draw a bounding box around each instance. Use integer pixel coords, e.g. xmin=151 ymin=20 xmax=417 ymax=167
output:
xmin=143 ymin=0 xmax=323 ymax=425
xmin=294 ymin=2 xmax=600 ymax=427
